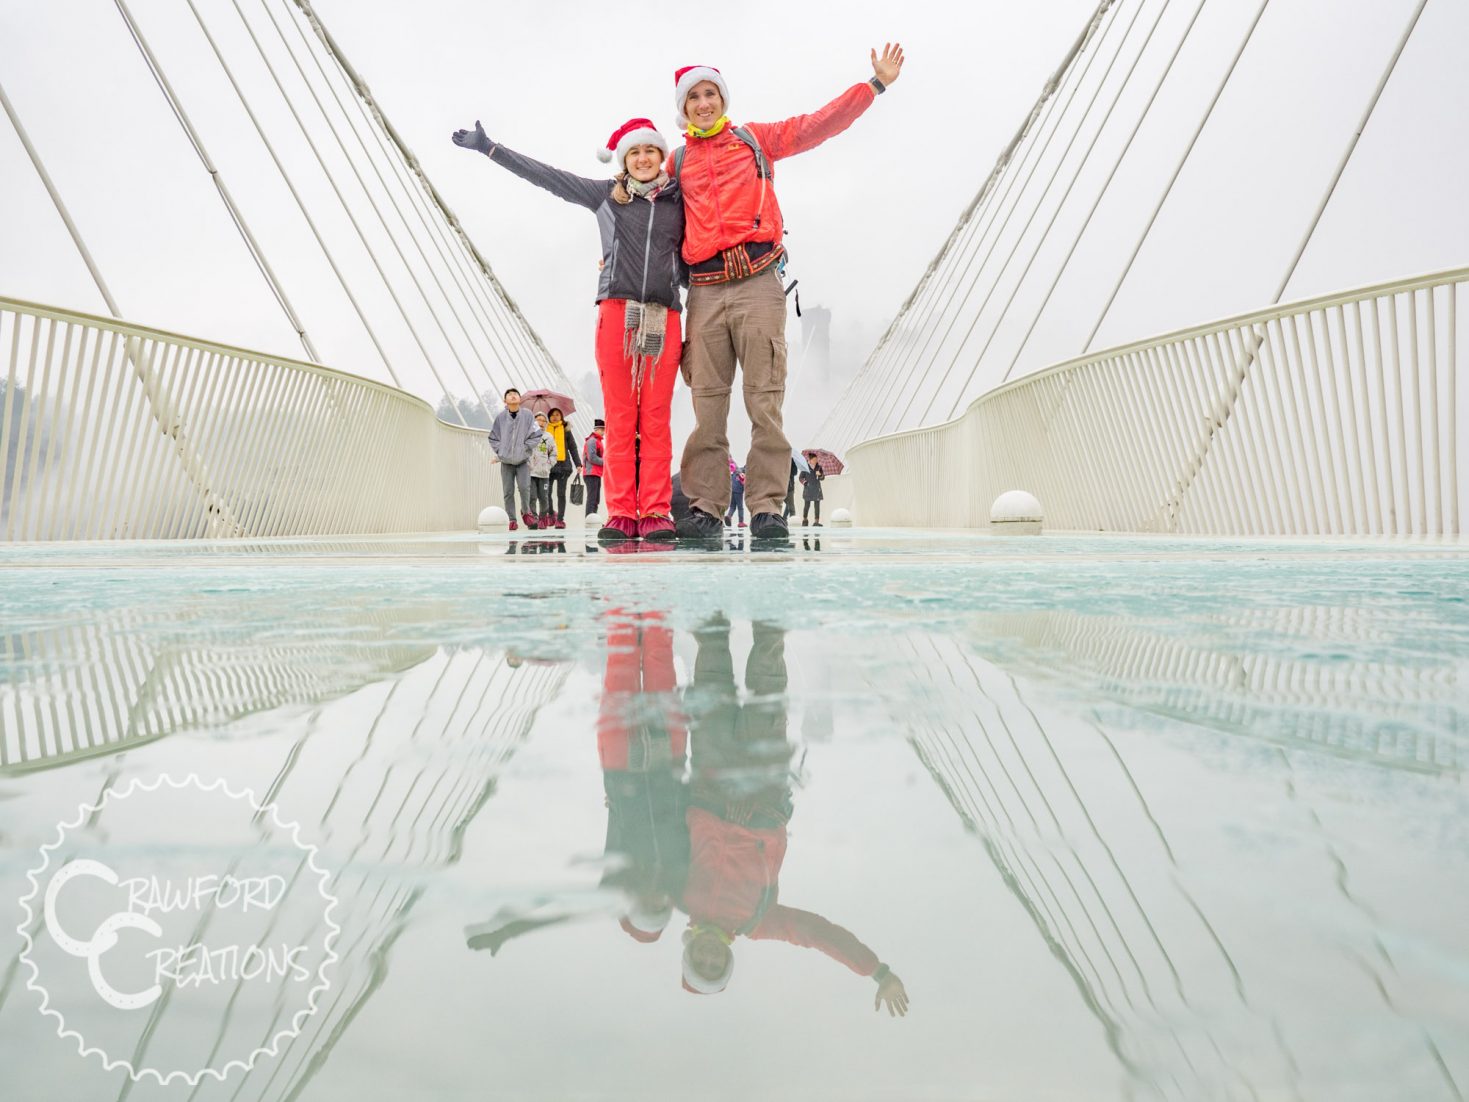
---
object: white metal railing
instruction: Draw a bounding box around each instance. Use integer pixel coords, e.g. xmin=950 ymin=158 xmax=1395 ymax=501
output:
xmin=0 ymin=297 xmax=501 ymax=540
xmin=849 ymin=267 xmax=1465 ymax=535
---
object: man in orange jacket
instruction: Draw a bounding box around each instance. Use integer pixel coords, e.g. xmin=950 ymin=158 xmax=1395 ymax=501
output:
xmin=671 ymin=45 xmax=905 ymax=541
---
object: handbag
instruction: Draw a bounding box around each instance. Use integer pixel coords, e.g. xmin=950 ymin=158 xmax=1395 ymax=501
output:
xmin=569 ymin=473 xmax=585 ymax=507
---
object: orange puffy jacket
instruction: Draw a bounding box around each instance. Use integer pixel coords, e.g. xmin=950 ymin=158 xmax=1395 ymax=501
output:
xmin=670 ymin=82 xmax=877 ymax=266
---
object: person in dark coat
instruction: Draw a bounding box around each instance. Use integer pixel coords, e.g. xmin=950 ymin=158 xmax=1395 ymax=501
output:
xmin=800 ymin=455 xmax=825 ymax=526
xmin=545 ymin=407 xmax=582 ymax=529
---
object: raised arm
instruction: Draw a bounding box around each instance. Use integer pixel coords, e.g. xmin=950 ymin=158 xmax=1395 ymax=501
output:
xmin=453 ymin=120 xmax=609 ymax=210
xmin=747 ymin=43 xmax=905 ymax=161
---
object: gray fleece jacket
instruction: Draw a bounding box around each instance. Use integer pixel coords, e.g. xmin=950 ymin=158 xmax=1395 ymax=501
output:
xmin=488 ymin=407 xmax=540 ymax=465
xmin=487 ymin=143 xmax=686 ymax=311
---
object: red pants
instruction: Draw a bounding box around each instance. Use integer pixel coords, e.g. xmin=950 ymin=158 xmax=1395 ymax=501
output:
xmin=595 ymin=299 xmax=682 ymax=520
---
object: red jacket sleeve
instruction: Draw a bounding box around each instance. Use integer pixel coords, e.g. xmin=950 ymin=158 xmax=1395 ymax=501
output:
xmin=747 ymin=83 xmax=878 ymax=162
xmin=749 ymin=904 xmax=881 ymax=976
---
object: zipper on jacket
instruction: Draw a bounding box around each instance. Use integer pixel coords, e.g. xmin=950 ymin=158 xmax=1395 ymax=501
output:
xmin=638 ymin=196 xmax=655 ymax=304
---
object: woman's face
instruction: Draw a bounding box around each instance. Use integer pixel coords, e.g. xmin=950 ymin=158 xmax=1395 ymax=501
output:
xmin=549 ymin=409 xmax=563 ymax=425
xmin=624 ymin=143 xmax=663 ymax=183
xmin=684 ymin=81 xmax=724 ymax=130
xmin=535 ymin=413 xmax=548 ymax=429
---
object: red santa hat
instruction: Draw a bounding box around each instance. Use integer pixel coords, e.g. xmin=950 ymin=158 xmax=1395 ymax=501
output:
xmin=597 ymin=118 xmax=667 ymax=166
xmin=673 ymin=65 xmax=730 ymax=129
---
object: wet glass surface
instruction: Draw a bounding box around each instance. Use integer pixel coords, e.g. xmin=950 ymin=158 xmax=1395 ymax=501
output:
xmin=1 ymin=530 xmax=1467 ymax=1101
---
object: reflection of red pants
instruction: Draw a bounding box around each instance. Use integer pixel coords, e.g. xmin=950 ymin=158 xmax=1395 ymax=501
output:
xmin=596 ymin=299 xmax=681 ymax=519
xmin=597 ymin=612 xmax=687 ymax=770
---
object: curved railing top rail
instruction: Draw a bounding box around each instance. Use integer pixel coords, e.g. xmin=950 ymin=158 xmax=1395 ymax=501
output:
xmin=0 ymin=294 xmax=484 ymax=435
xmin=848 ymin=264 xmax=1469 ymax=455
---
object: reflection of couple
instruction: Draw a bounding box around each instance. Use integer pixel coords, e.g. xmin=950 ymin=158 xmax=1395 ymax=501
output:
xmin=454 ymin=47 xmax=904 ymax=544
xmin=596 ymin=612 xmax=908 ymax=1013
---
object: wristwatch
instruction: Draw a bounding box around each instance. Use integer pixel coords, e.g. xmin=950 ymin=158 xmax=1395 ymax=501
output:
xmin=869 ymin=76 xmax=887 ymax=95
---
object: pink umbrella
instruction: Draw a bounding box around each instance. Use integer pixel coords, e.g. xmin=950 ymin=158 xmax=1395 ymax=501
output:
xmin=519 ymin=389 xmax=577 ymax=418
xmin=801 ymin=448 xmax=844 ymax=475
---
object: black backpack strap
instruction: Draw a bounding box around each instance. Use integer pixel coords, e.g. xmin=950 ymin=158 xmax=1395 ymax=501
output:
xmin=673 ymin=144 xmax=687 ymax=182
xmin=733 ymin=126 xmax=772 ymax=180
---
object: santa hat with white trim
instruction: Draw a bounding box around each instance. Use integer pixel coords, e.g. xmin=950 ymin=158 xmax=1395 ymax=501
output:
xmin=596 ymin=118 xmax=668 ymax=166
xmin=681 ymin=926 xmax=734 ymax=994
xmin=673 ymin=65 xmax=730 ymax=129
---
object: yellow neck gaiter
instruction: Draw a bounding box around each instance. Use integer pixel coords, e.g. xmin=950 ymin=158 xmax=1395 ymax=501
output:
xmin=686 ymin=115 xmax=730 ymax=139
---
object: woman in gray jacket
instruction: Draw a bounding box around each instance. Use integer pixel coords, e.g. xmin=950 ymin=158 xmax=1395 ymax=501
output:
xmin=453 ymin=116 xmax=685 ymax=543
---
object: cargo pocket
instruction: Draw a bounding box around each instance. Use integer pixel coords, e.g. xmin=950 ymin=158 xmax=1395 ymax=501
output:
xmin=745 ymin=335 xmax=788 ymax=392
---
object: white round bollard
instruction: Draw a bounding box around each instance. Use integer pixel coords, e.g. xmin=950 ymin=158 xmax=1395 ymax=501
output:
xmin=990 ymin=490 xmax=1043 ymax=535
xmin=585 ymin=512 xmax=603 ymax=529
xmin=829 ymin=507 xmax=853 ymax=528
xmin=477 ymin=505 xmax=509 ymax=533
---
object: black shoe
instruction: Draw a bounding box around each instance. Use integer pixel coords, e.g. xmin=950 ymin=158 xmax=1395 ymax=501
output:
xmin=676 ymin=507 xmax=724 ymax=541
xmin=750 ymin=512 xmax=789 ymax=540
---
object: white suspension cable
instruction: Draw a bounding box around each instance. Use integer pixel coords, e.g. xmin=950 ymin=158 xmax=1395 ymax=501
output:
xmin=880 ymin=0 xmax=1152 ymax=437
xmin=275 ymin=0 xmax=521 ymax=406
xmin=181 ymin=0 xmax=402 ymax=387
xmin=830 ymin=0 xmax=1126 ymax=447
xmin=888 ymin=0 xmax=1160 ymax=435
xmin=112 ymin=0 xmax=320 ymax=364
xmin=268 ymin=0 xmax=505 ymax=425
xmin=224 ymin=0 xmax=467 ymax=424
xmin=253 ymin=0 xmax=494 ymax=425
xmin=290 ymin=0 xmax=573 ymax=394
xmin=0 ymin=79 xmax=121 ymax=317
xmin=1270 ymin=0 xmax=1429 ymax=304
xmin=997 ymin=0 xmax=1208 ymax=386
xmin=1081 ymin=0 xmax=1272 ymax=352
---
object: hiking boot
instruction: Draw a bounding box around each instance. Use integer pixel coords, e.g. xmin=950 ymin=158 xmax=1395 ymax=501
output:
xmin=598 ymin=516 xmax=639 ymax=542
xmin=676 ymin=507 xmax=724 ymax=541
xmin=750 ymin=512 xmax=789 ymax=540
xmin=508 ymin=520 xmax=519 ymax=532
xmin=523 ymin=512 xmax=539 ymax=530
xmin=638 ymin=515 xmax=676 ymax=542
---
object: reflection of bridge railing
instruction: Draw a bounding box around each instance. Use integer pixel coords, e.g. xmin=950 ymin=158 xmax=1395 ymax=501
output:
xmin=896 ymin=630 xmax=1464 ymax=1098
xmin=968 ymin=608 xmax=1465 ymax=774
xmin=0 ymin=647 xmax=568 ymax=1099
xmin=0 ymin=606 xmax=435 ymax=773
xmin=849 ymin=268 xmax=1464 ymax=535
xmin=0 ymin=297 xmax=497 ymax=541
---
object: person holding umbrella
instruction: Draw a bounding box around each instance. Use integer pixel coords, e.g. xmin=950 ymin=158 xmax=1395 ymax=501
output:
xmin=800 ymin=451 xmax=825 ymax=527
xmin=453 ymin=116 xmax=685 ymax=543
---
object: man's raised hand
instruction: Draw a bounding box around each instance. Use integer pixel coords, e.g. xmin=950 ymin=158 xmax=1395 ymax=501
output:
xmin=452 ymin=120 xmax=493 ymax=155
xmin=874 ymin=973 xmax=910 ymax=1017
xmin=871 ymin=43 xmax=905 ymax=87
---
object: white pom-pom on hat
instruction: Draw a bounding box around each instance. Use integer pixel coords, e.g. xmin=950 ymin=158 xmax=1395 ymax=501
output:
xmin=599 ymin=118 xmax=667 ymax=168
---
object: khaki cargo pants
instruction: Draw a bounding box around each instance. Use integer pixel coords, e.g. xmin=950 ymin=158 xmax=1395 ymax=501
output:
xmin=678 ymin=268 xmax=790 ymax=518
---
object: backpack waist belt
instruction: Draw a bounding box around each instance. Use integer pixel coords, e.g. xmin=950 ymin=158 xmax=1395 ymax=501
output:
xmin=689 ymin=241 xmax=782 ymax=287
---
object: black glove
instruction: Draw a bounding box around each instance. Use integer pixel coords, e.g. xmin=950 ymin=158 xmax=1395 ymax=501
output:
xmin=452 ymin=120 xmax=493 ymax=156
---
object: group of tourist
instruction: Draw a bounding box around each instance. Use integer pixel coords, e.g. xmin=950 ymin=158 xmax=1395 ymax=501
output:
xmin=458 ymin=44 xmax=905 ymax=542
xmin=486 ymin=390 xmax=603 ymax=530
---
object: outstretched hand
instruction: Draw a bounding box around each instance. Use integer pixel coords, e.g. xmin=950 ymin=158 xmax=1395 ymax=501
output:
xmin=452 ymin=120 xmax=493 ymax=155
xmin=874 ymin=973 xmax=910 ymax=1017
xmin=871 ymin=43 xmax=905 ymax=86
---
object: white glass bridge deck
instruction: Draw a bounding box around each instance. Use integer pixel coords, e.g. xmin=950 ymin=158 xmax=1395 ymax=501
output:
xmin=1 ymin=529 xmax=1466 ymax=1101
